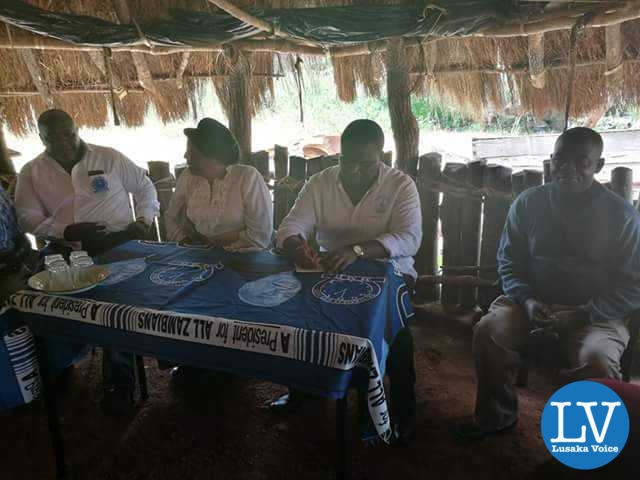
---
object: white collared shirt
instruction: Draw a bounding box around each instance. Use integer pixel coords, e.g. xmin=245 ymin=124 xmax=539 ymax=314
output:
xmin=165 ymin=165 xmax=273 ymax=251
xmin=15 ymin=143 xmax=159 ymax=240
xmin=277 ymin=163 xmax=423 ymax=278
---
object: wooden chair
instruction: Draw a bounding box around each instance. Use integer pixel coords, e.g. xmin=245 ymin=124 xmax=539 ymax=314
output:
xmin=516 ymin=309 xmax=640 ymax=387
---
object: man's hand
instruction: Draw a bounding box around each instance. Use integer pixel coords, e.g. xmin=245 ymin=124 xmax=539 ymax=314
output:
xmin=294 ymin=243 xmax=321 ymax=269
xmin=126 ymin=219 xmax=152 ymax=240
xmin=283 ymin=235 xmax=320 ymax=269
xmin=524 ymin=298 xmax=557 ymax=326
xmin=322 ymin=245 xmax=358 ymax=273
xmin=63 ymin=222 xmax=106 ymax=242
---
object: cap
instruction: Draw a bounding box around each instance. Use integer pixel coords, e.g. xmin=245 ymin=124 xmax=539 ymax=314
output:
xmin=184 ymin=118 xmax=239 ymax=164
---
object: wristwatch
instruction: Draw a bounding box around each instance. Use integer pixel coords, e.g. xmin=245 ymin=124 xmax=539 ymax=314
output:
xmin=352 ymin=244 xmax=364 ymax=258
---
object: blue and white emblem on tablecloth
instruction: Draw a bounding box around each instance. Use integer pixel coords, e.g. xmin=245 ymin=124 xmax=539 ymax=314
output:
xmin=149 ymin=261 xmax=223 ymax=286
xmin=91 ymin=176 xmax=109 ymax=193
xmin=238 ymin=272 xmax=301 ymax=307
xmin=312 ymin=274 xmax=386 ymax=305
xmin=100 ymin=258 xmax=147 ymax=286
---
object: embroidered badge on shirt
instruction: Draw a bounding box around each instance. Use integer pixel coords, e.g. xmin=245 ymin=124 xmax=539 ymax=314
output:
xmin=91 ymin=175 xmax=109 ymax=194
xmin=373 ymin=195 xmax=388 ymax=215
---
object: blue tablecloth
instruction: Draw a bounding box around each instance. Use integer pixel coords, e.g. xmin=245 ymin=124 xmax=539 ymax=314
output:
xmin=9 ymin=241 xmax=414 ymax=441
xmin=0 ymin=306 xmax=86 ymax=411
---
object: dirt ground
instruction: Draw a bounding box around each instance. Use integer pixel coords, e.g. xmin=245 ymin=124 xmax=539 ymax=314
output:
xmin=1 ymin=310 xmax=638 ymax=480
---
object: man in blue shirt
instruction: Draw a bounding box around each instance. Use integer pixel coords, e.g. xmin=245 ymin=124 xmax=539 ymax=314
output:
xmin=458 ymin=127 xmax=640 ymax=440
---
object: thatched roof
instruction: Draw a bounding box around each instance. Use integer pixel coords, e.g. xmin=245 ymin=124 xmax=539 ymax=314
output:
xmin=1 ymin=1 xmax=640 ymax=135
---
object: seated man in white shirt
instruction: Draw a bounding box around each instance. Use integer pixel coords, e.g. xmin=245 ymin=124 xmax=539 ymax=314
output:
xmin=14 ymin=109 xmax=160 ymax=415
xmin=275 ymin=119 xmax=423 ymax=444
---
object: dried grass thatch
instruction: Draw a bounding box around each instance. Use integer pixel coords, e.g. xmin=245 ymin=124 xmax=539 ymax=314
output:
xmin=1 ymin=1 xmax=640 ymax=134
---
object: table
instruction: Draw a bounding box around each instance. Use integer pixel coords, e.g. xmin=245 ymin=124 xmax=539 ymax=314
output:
xmin=9 ymin=240 xmax=414 ymax=479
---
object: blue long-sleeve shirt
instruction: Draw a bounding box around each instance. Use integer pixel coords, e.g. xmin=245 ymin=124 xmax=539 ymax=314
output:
xmin=498 ymin=181 xmax=640 ymax=325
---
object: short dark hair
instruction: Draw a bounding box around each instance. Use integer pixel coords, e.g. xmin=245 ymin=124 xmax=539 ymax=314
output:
xmin=37 ymin=109 xmax=75 ymax=130
xmin=557 ymin=127 xmax=604 ymax=158
xmin=184 ymin=118 xmax=240 ymax=166
xmin=341 ymin=119 xmax=384 ymax=151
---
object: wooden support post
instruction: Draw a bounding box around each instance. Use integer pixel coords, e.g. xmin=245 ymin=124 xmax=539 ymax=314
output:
xmin=512 ymin=171 xmax=525 ymax=196
xmin=250 ymin=150 xmax=270 ymax=180
xmin=386 ymin=38 xmax=419 ymax=173
xmin=19 ymin=50 xmax=53 ymax=108
xmin=273 ymin=145 xmax=289 ymax=229
xmin=289 ymin=156 xmax=307 ymax=181
xmin=459 ymin=160 xmax=486 ymax=308
xmin=174 ymin=164 xmax=188 ymax=180
xmin=513 ymin=169 xmax=543 ymax=196
xmin=605 ymin=24 xmax=624 ymax=106
xmin=523 ymin=169 xmax=544 ymax=191
xmin=87 ymin=51 xmax=126 ymax=95
xmin=415 ymin=153 xmax=441 ymax=301
xmin=543 ymin=159 xmax=552 ymax=183
xmin=611 ymin=166 xmax=633 ymax=204
xmin=226 ymin=48 xmax=252 ymax=164
xmin=176 ymin=52 xmax=191 ymax=90
xmin=0 ymin=124 xmax=16 ymax=175
xmin=478 ymin=165 xmax=513 ymax=308
xmin=113 ymin=0 xmax=170 ymax=113
xmin=306 ymin=155 xmax=325 ymax=178
xmin=440 ymin=163 xmax=468 ymax=307
xmin=528 ymin=33 xmax=546 ymax=89
xmin=322 ymin=154 xmax=339 ymax=171
xmin=147 ymin=161 xmax=175 ymax=241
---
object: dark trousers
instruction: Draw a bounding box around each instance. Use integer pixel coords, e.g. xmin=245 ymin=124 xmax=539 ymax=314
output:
xmin=102 ymin=349 xmax=136 ymax=392
xmin=386 ymin=326 xmax=417 ymax=426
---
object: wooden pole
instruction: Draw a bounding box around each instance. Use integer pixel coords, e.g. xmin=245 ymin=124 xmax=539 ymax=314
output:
xmin=606 ymin=23 xmax=624 ymax=106
xmin=386 ymin=37 xmax=419 ymax=173
xmin=415 ymin=153 xmax=441 ymax=301
xmin=226 ymin=47 xmax=252 ymax=164
xmin=523 ymin=169 xmax=544 ymax=191
xmin=174 ymin=164 xmax=188 ymax=180
xmin=511 ymin=171 xmax=525 ymax=196
xmin=528 ymin=33 xmax=546 ymax=89
xmin=250 ymin=150 xmax=270 ymax=180
xmin=610 ymin=166 xmax=633 ymax=204
xmin=273 ymin=145 xmax=289 ymax=229
xmin=19 ymin=50 xmax=54 ymax=108
xmin=306 ymin=155 xmax=325 ymax=178
xmin=321 ymin=154 xmax=339 ymax=171
xmin=112 ymin=0 xmax=169 ymax=113
xmin=478 ymin=165 xmax=512 ymax=308
xmin=459 ymin=159 xmax=486 ymax=308
xmin=440 ymin=163 xmax=468 ymax=307
xmin=147 ymin=161 xmax=175 ymax=240
xmin=543 ymin=158 xmax=552 ymax=183
xmin=478 ymin=2 xmax=640 ymax=37
xmin=289 ymin=156 xmax=307 ymax=181
xmin=514 ymin=169 xmax=543 ymax=196
xmin=205 ymin=0 xmax=319 ymax=49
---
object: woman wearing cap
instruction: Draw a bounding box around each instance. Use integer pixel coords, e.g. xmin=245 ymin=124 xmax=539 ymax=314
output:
xmin=165 ymin=118 xmax=273 ymax=251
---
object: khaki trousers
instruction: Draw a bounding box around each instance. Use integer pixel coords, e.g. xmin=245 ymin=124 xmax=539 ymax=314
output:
xmin=472 ymin=295 xmax=630 ymax=430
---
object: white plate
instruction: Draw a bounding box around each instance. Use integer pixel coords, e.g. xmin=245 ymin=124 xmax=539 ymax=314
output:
xmin=28 ymin=265 xmax=110 ymax=295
